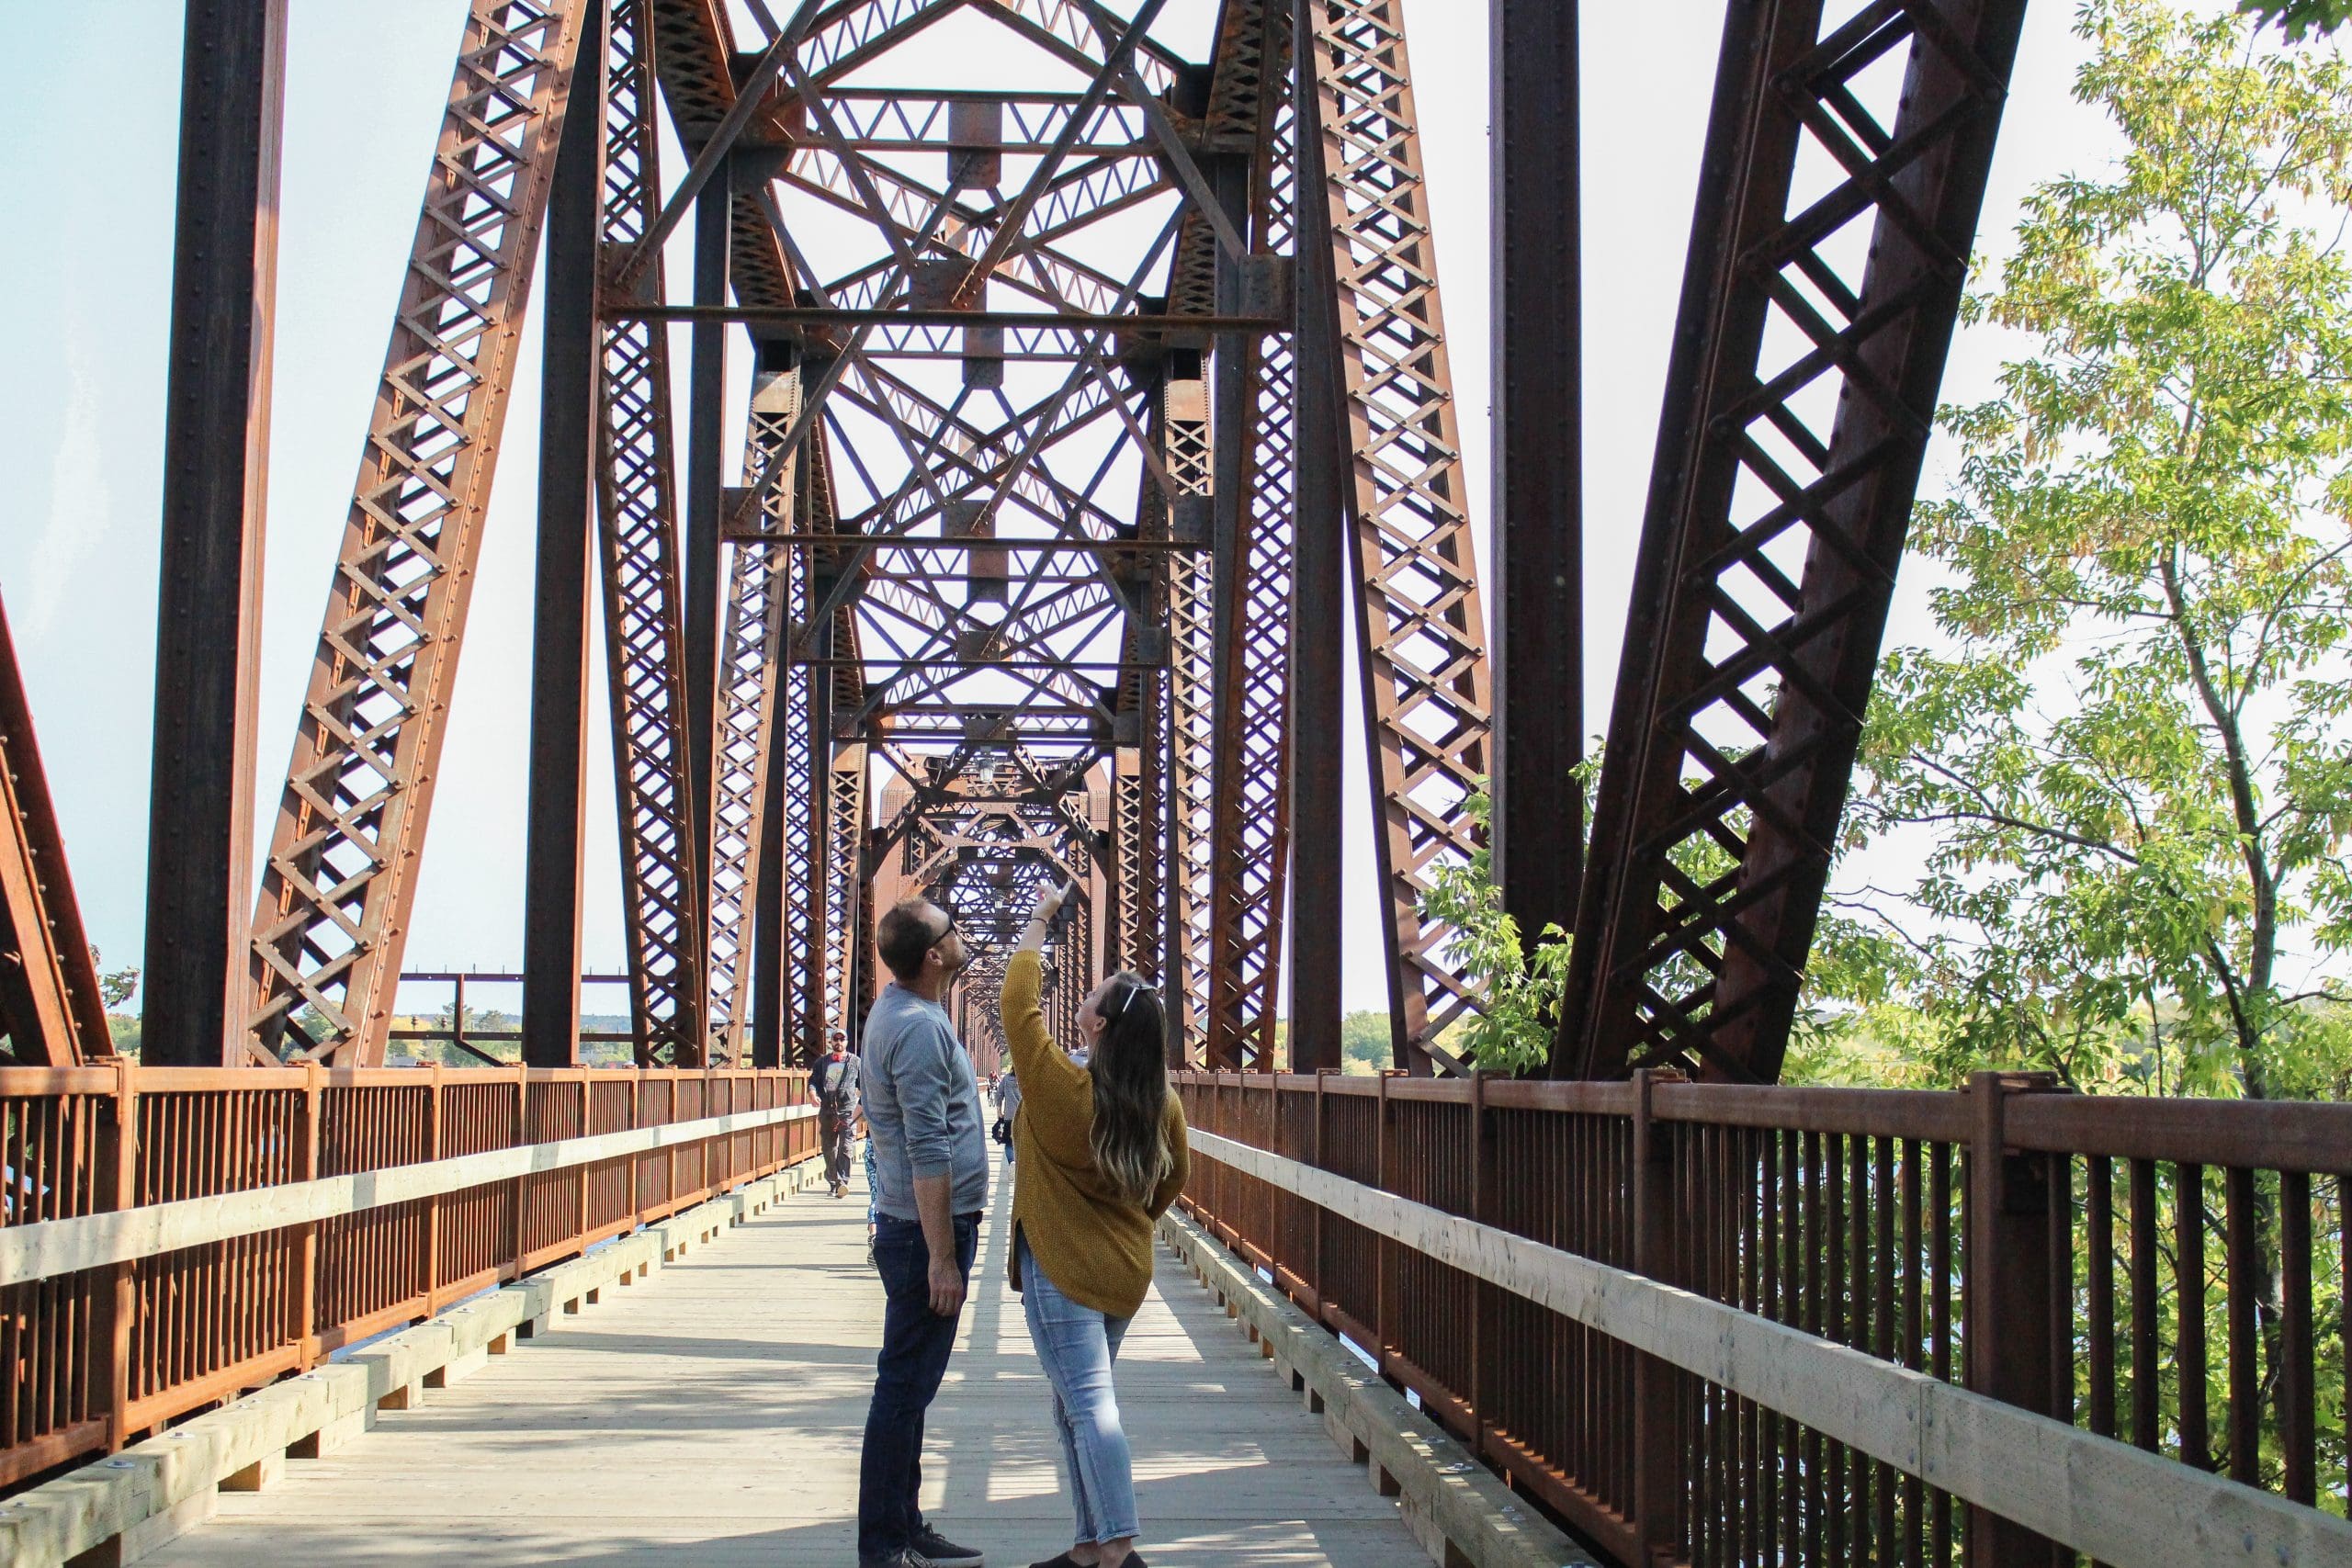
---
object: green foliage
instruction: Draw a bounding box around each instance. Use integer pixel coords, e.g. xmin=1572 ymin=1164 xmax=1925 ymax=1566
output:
xmin=2242 ymin=0 xmax=2352 ymax=40
xmin=89 ymin=947 xmax=138 ymax=1011
xmin=1339 ymin=1010 xmax=1393 ymax=1075
xmin=1418 ymin=787 xmax=1573 ymax=1075
xmin=1820 ymin=0 xmax=2352 ymax=1100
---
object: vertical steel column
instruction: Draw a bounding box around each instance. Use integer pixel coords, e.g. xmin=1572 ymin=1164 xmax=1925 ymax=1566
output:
xmin=142 ymin=0 xmax=288 ymax=1067
xmin=523 ymin=0 xmax=607 ymax=1071
xmin=1488 ymin=0 xmax=1583 ymax=940
xmin=1286 ymin=0 xmax=1346 ymax=1075
xmin=751 ymin=746 xmax=786 ymax=1068
xmin=684 ymin=166 xmax=731 ymax=978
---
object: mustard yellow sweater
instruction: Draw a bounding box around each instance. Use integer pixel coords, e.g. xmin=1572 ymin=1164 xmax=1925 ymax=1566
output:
xmin=1001 ymin=949 xmax=1189 ymax=1318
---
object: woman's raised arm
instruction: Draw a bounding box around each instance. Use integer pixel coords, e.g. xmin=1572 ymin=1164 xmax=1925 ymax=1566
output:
xmin=1015 ymin=879 xmax=1070 ymax=954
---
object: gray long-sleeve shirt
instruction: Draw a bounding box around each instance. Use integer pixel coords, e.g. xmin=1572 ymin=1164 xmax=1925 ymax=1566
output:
xmin=861 ymin=983 xmax=989 ymax=1222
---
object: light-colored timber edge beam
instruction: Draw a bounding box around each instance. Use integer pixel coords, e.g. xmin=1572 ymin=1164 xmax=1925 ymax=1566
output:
xmin=1158 ymin=1207 xmax=1596 ymax=1568
xmin=0 ymin=1102 xmax=820 ymax=1288
xmin=1186 ymin=1128 xmax=2352 ymax=1568
xmin=0 ymin=1157 xmax=823 ymax=1568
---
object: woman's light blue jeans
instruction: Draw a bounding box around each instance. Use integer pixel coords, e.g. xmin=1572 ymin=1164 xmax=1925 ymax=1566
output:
xmin=1018 ymin=1233 xmax=1138 ymax=1546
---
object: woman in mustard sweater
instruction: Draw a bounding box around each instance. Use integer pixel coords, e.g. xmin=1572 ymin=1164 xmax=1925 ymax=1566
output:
xmin=1001 ymin=881 xmax=1188 ymax=1568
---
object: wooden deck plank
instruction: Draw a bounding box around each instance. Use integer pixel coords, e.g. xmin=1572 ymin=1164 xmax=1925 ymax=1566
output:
xmin=141 ymin=1163 xmax=1427 ymax=1566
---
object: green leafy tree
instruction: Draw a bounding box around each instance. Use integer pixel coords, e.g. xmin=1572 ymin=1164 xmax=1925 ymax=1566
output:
xmin=89 ymin=948 xmax=138 ymax=1010
xmin=2243 ymin=0 xmax=2352 ymax=40
xmin=1419 ymin=788 xmax=1574 ymax=1075
xmin=1339 ymin=1010 xmax=1394 ymax=1075
xmin=1823 ymin=0 xmax=2352 ymax=1104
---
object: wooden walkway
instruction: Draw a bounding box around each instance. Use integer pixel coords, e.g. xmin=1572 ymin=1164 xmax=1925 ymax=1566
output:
xmin=142 ymin=1159 xmax=1430 ymax=1567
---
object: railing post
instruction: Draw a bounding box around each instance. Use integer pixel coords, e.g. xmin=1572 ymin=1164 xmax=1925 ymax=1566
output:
xmin=96 ymin=1060 xmax=137 ymax=1450
xmin=1468 ymin=1069 xmax=1491 ymax=1450
xmin=1375 ymin=1068 xmax=1393 ymax=1360
xmin=297 ymin=1062 xmax=322 ymax=1366
xmin=621 ymin=1071 xmax=639 ymax=1224
xmin=424 ymin=1062 xmax=444 ymax=1314
xmin=575 ymin=1073 xmax=592 ymax=1257
xmin=1312 ymin=1068 xmax=1329 ymax=1314
xmin=675 ymin=1071 xmax=689 ymax=1202
xmin=1261 ymin=1073 xmax=1277 ymax=1258
xmin=1631 ymin=1067 xmax=1682 ymax=1565
xmin=1965 ymin=1070 xmax=2066 ymax=1568
xmin=507 ymin=1069 xmax=528 ymax=1277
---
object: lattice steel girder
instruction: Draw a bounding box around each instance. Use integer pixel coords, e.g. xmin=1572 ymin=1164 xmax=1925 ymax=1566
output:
xmin=1200 ymin=0 xmax=1297 ymax=1071
xmin=1302 ymin=0 xmax=1492 ymax=1069
xmin=706 ymin=361 xmax=800 ymax=1061
xmin=249 ymin=0 xmax=587 ymax=1065
xmin=823 ymin=743 xmax=870 ymax=1043
xmin=0 ymin=595 xmax=110 ymax=1066
xmin=595 ymin=0 xmax=706 ymax=1066
xmin=1559 ymin=0 xmax=2028 ymax=1085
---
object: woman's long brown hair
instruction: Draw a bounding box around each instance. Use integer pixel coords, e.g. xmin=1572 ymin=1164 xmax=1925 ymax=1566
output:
xmin=1087 ymin=972 xmax=1171 ymax=1203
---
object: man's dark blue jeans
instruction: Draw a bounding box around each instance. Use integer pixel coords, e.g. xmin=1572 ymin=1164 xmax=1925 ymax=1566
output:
xmin=858 ymin=1211 xmax=980 ymax=1562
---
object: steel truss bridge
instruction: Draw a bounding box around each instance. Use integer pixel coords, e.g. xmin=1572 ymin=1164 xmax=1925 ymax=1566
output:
xmin=6 ymin=4 xmax=2351 ymax=1567
xmin=4 ymin=0 xmax=2026 ymax=1088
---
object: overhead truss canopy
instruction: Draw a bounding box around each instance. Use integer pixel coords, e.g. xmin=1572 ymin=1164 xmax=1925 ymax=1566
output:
xmin=203 ymin=0 xmax=1507 ymax=1072
xmin=72 ymin=0 xmax=2031 ymax=1084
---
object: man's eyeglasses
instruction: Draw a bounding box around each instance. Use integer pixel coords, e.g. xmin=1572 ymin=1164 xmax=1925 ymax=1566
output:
xmin=928 ymin=913 xmax=960 ymax=949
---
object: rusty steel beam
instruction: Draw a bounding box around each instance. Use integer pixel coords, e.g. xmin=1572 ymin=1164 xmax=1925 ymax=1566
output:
xmin=0 ymin=596 xmax=110 ymax=1066
xmin=523 ymin=0 xmax=606 ymax=1072
xmin=594 ymin=0 xmax=706 ymax=1066
xmin=1559 ymin=0 xmax=2029 ymax=1084
xmin=1285 ymin=0 xmax=1345 ymax=1075
xmin=1489 ymin=0 xmax=1583 ymax=946
xmin=824 ymin=742 xmax=870 ymax=1047
xmin=1302 ymin=0 xmax=1494 ymax=1071
xmin=249 ymin=0 xmax=587 ymax=1065
xmin=706 ymin=354 xmax=799 ymax=1062
xmin=684 ymin=164 xmax=731 ymax=1001
xmin=144 ymin=0 xmax=287 ymax=1068
xmin=1198 ymin=0 xmax=1297 ymax=1073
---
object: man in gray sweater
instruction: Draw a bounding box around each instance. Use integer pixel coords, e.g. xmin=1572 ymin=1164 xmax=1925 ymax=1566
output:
xmin=857 ymin=896 xmax=989 ymax=1568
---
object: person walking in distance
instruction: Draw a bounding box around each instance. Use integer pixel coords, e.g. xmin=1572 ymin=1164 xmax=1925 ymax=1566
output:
xmin=992 ymin=1066 xmax=1022 ymax=1167
xmin=858 ymin=897 xmax=990 ymax=1568
xmin=1001 ymin=882 xmax=1188 ymax=1568
xmin=813 ymin=1029 xmax=863 ymax=1199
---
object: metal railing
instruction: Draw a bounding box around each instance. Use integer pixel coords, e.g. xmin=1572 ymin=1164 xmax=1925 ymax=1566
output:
xmin=0 ymin=1064 xmax=818 ymax=1491
xmin=1173 ymin=1068 xmax=2352 ymax=1567
xmin=384 ymin=971 xmax=639 ymax=1063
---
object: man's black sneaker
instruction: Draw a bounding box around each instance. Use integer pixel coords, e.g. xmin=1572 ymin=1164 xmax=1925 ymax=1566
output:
xmin=907 ymin=1523 xmax=985 ymax=1567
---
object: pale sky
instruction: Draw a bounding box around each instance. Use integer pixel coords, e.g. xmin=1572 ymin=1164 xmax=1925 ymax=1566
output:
xmin=0 ymin=1 xmax=2132 ymax=1019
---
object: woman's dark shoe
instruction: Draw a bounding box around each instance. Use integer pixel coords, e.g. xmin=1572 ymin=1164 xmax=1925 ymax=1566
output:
xmin=1024 ymin=1556 xmax=1082 ymax=1568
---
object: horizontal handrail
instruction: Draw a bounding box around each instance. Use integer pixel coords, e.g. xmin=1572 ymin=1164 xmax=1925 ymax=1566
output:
xmin=0 ymin=1102 xmax=817 ymax=1288
xmin=0 ymin=1063 xmax=820 ymax=1491
xmin=1177 ymin=1067 xmax=2352 ymax=1173
xmin=1186 ymin=1127 xmax=2352 ymax=1568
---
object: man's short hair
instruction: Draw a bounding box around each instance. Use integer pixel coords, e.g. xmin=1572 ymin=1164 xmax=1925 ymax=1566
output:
xmin=877 ymin=898 xmax=944 ymax=984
